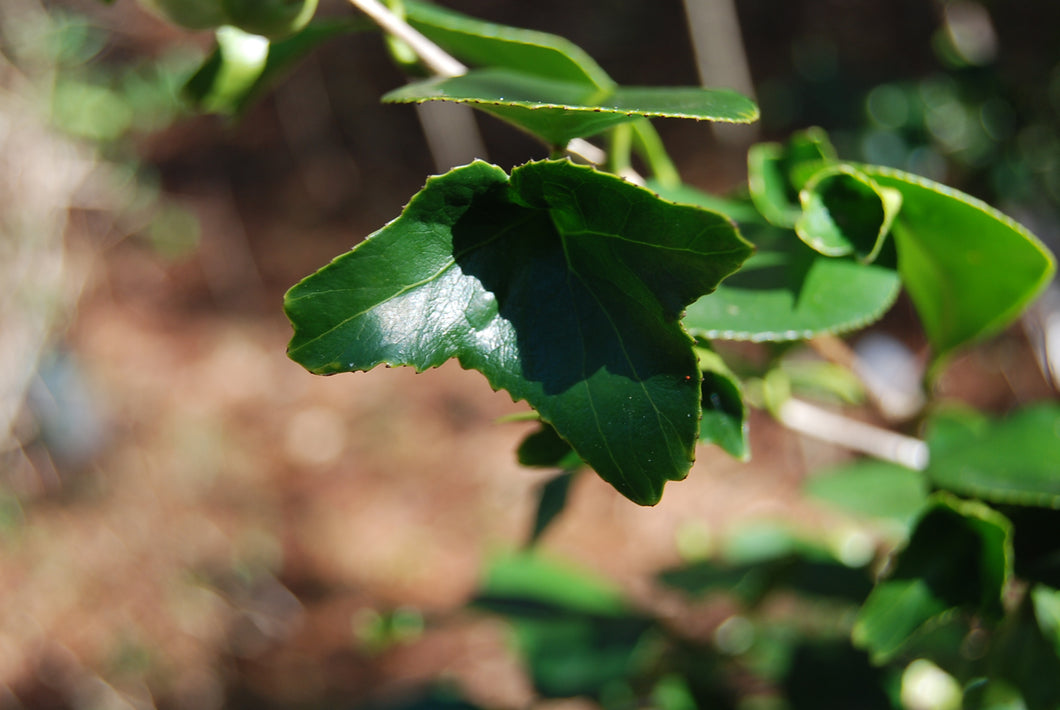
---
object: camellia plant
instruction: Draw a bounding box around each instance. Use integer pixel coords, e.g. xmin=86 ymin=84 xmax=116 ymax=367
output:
xmin=138 ymin=0 xmax=1060 ymax=706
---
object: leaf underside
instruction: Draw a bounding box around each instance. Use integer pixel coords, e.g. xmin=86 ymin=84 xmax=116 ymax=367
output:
xmin=384 ymin=69 xmax=759 ymax=146
xmin=285 ymin=159 xmax=752 ymax=505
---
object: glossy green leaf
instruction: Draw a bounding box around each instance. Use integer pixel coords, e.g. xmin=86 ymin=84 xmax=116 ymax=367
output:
xmin=861 ymin=165 xmax=1056 ymax=358
xmin=795 ymin=165 xmax=901 ymax=262
xmin=805 ymin=459 xmax=929 ymax=526
xmin=695 ymin=344 xmax=748 ymax=460
xmin=748 ymin=128 xmax=837 ymax=228
xmin=384 ymin=68 xmax=758 ymax=146
xmin=285 ymin=159 xmax=752 ymax=505
xmin=184 ymin=19 xmax=361 ymax=115
xmin=853 ymin=494 xmax=1012 ymax=663
xmin=404 ymin=0 xmax=614 ymax=89
xmin=925 ymin=403 xmax=1060 ymax=508
xmin=682 ymin=225 xmax=901 ymax=341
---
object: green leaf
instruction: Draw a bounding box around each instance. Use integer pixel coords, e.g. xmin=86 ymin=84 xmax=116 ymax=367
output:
xmin=795 ymin=165 xmax=901 ymax=262
xmin=853 ymin=494 xmax=1012 ymax=663
xmin=860 ymin=165 xmax=1056 ymax=358
xmin=383 ymin=68 xmax=758 ymax=147
xmin=527 ymin=470 xmax=577 ymax=546
xmin=473 ymin=553 xmax=652 ymax=699
xmin=517 ymin=422 xmax=581 ymax=470
xmin=474 ymin=551 xmax=630 ymax=617
xmin=682 ymin=224 xmax=901 ymax=341
xmin=647 ymin=180 xmax=763 ymax=226
xmin=926 ymin=403 xmax=1060 ymax=508
xmin=285 ymin=159 xmax=753 ymax=505
xmin=184 ymin=19 xmax=361 ymax=115
xmin=695 ymin=345 xmax=748 ymax=460
xmin=1003 ymin=507 xmax=1060 ymax=588
xmin=658 ymin=534 xmax=873 ymax=606
xmin=805 ymin=459 xmax=929 ymax=526
xmin=748 ymin=128 xmax=837 ymax=228
xmin=404 ymin=0 xmax=614 ymax=89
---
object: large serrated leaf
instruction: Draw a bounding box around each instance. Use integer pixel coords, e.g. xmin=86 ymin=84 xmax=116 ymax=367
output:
xmin=682 ymin=224 xmax=901 ymax=341
xmin=925 ymin=403 xmax=1060 ymax=508
xmin=285 ymin=159 xmax=752 ymax=505
xmin=852 ymin=494 xmax=1012 ymax=663
xmin=384 ymin=68 xmax=758 ymax=146
xmin=861 ymin=165 xmax=1056 ymax=358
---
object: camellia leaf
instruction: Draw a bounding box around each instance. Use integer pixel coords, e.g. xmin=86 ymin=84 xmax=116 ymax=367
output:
xmin=184 ymin=19 xmax=362 ymax=115
xmin=853 ymin=494 xmax=1012 ymax=663
xmin=527 ymin=470 xmax=578 ymax=546
xmin=404 ymin=0 xmax=613 ymax=89
xmin=471 ymin=553 xmax=652 ymax=699
xmin=695 ymin=344 xmax=748 ymax=460
xmin=285 ymin=159 xmax=753 ymax=505
xmin=748 ymin=128 xmax=837 ymax=228
xmin=860 ymin=165 xmax=1056 ymax=359
xmin=925 ymin=403 xmax=1060 ymax=508
xmin=682 ymin=224 xmax=901 ymax=341
xmin=383 ymin=68 xmax=758 ymax=147
xmin=804 ymin=459 xmax=929 ymax=527
xmin=517 ymin=422 xmax=581 ymax=470
xmin=795 ymin=165 xmax=901 ymax=263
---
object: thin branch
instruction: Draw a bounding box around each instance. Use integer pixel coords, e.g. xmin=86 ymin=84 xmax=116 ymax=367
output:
xmin=347 ymin=0 xmax=466 ymax=77
xmin=776 ymin=397 xmax=929 ymax=470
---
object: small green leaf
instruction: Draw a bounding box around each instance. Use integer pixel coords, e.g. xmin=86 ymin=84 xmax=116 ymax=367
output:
xmin=527 ymin=470 xmax=577 ymax=546
xmin=471 ymin=553 xmax=652 ymax=699
xmin=285 ymin=159 xmax=753 ymax=505
xmin=695 ymin=345 xmax=748 ymax=460
xmin=861 ymin=165 xmax=1056 ymax=358
xmin=184 ymin=19 xmax=361 ymax=115
xmin=517 ymin=422 xmax=581 ymax=470
xmin=926 ymin=403 xmax=1060 ymax=508
xmin=748 ymin=128 xmax=837 ymax=228
xmin=805 ymin=459 xmax=929 ymax=526
xmin=404 ymin=0 xmax=614 ymax=89
xmin=184 ymin=26 xmax=269 ymax=114
xmin=683 ymin=224 xmax=901 ymax=341
xmin=853 ymin=494 xmax=1012 ymax=663
xmin=384 ymin=68 xmax=758 ymax=146
xmin=648 ymin=180 xmax=763 ymax=225
xmin=474 ymin=552 xmax=630 ymax=618
xmin=795 ymin=165 xmax=901 ymax=262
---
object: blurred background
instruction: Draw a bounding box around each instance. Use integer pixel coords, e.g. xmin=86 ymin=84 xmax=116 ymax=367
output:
xmin=0 ymin=0 xmax=1058 ymax=708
